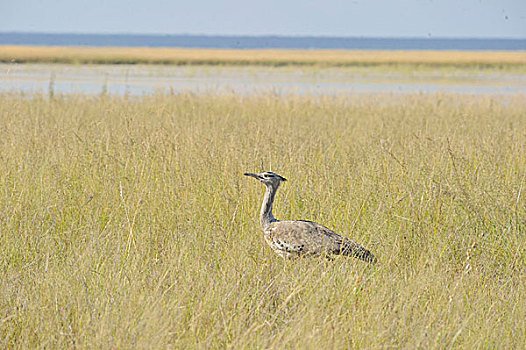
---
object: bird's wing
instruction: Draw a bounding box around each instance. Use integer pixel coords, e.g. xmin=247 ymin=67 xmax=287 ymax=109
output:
xmin=266 ymin=220 xmax=377 ymax=263
xmin=265 ymin=220 xmax=343 ymax=256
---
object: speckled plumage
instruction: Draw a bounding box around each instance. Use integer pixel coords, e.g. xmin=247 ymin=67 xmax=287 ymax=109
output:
xmin=244 ymin=171 xmax=376 ymax=264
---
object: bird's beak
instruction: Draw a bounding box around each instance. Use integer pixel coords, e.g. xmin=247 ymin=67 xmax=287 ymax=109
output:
xmin=244 ymin=172 xmax=260 ymax=179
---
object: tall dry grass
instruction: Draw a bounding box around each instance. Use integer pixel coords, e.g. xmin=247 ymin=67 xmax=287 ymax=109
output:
xmin=0 ymin=92 xmax=525 ymax=348
xmin=1 ymin=45 xmax=525 ymax=70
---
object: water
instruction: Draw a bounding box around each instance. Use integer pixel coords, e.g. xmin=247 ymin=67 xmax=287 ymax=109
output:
xmin=1 ymin=32 xmax=525 ymax=51
xmin=3 ymin=33 xmax=524 ymax=96
xmin=2 ymin=63 xmax=525 ymax=96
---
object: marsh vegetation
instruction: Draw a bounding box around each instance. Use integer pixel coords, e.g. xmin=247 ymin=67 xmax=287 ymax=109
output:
xmin=1 ymin=92 xmax=525 ymax=348
xmin=2 ymin=45 xmax=526 ymax=71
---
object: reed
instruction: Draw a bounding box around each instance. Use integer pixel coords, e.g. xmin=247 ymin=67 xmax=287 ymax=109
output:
xmin=1 ymin=45 xmax=525 ymax=70
xmin=0 ymin=92 xmax=525 ymax=348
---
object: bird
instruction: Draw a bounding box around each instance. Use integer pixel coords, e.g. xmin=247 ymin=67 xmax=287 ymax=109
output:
xmin=244 ymin=171 xmax=377 ymax=264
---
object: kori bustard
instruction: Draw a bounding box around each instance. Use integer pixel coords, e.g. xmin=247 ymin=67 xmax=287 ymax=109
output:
xmin=245 ymin=171 xmax=376 ymax=264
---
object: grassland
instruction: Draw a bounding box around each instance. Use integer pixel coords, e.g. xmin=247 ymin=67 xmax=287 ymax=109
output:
xmin=1 ymin=92 xmax=525 ymax=348
xmin=1 ymin=45 xmax=526 ymax=71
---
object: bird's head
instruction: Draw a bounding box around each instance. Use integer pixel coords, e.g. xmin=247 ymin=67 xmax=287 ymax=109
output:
xmin=244 ymin=171 xmax=287 ymax=188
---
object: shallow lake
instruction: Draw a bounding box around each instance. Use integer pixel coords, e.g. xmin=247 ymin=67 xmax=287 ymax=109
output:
xmin=1 ymin=63 xmax=525 ymax=96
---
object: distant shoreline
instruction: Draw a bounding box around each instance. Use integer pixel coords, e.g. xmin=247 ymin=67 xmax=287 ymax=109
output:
xmin=1 ymin=32 xmax=525 ymax=51
xmin=1 ymin=45 xmax=525 ymax=70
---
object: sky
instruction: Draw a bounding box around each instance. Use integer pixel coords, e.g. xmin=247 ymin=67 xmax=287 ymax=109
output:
xmin=1 ymin=0 xmax=525 ymax=38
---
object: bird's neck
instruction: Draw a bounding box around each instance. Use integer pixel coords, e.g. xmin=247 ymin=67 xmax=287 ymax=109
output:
xmin=260 ymin=184 xmax=278 ymax=229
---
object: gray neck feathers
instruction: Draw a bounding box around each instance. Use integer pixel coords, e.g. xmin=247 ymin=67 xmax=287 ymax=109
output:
xmin=260 ymin=183 xmax=279 ymax=229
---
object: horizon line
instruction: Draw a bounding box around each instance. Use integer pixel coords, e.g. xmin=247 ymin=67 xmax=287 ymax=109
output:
xmin=2 ymin=31 xmax=526 ymax=41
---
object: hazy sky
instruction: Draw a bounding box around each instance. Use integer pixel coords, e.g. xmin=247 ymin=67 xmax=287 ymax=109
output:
xmin=1 ymin=0 xmax=525 ymax=38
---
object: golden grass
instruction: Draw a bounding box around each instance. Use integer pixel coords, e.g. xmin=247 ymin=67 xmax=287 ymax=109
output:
xmin=1 ymin=45 xmax=525 ymax=70
xmin=0 ymin=92 xmax=525 ymax=348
